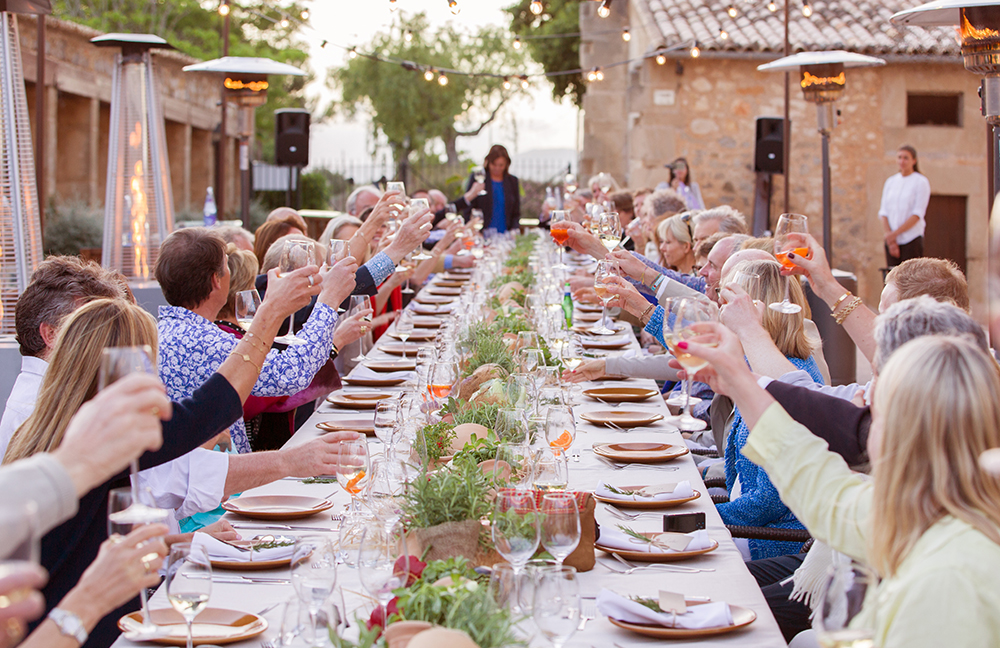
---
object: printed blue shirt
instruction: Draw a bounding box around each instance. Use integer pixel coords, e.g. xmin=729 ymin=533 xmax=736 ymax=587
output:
xmin=157 ymin=303 xmax=338 ymax=453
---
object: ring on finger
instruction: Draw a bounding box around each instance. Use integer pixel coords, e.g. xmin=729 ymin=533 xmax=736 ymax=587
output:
xmin=308 ymin=275 xmax=315 ymax=287
xmin=140 ymin=552 xmax=158 ymax=574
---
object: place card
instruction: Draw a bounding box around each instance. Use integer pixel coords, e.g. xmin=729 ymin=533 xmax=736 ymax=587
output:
xmin=658 ymin=590 xmax=687 ymax=615
xmin=639 ymin=483 xmax=678 ymax=497
xmin=651 ymin=533 xmax=694 ymax=552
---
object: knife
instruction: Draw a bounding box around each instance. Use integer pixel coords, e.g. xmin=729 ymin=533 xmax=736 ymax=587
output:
xmin=231 ymin=523 xmax=331 ymax=531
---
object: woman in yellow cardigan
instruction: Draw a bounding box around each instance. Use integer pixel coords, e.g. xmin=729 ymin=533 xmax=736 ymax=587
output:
xmin=677 ymin=326 xmax=1000 ymax=648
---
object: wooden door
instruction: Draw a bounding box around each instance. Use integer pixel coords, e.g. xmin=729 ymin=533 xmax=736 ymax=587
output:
xmin=924 ymin=194 xmax=967 ymax=275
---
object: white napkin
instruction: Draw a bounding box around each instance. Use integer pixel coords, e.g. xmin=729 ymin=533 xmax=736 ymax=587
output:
xmin=347 ymin=365 xmax=413 ymax=381
xmin=193 ymin=531 xmax=294 ymax=563
xmin=596 ymin=480 xmax=694 ymax=502
xmin=598 ymin=527 xmax=711 ymax=553
xmin=583 ymin=334 xmax=629 ymax=346
xmin=596 ymin=588 xmax=733 ymax=629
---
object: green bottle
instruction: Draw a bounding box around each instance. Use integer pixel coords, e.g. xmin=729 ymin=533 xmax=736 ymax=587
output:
xmin=562 ymin=281 xmax=573 ymax=328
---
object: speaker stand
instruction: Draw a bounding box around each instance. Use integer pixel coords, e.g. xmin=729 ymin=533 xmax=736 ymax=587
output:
xmin=752 ymin=172 xmax=773 ymax=236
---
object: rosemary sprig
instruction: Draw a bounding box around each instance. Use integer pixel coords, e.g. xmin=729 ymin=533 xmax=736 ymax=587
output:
xmin=630 ymin=596 xmax=662 ymax=613
xmin=604 ymin=484 xmax=649 ymax=497
xmin=616 ymin=524 xmax=653 ymax=544
xmin=253 ymin=539 xmax=294 ymax=550
xmin=300 ymin=477 xmax=337 ymax=484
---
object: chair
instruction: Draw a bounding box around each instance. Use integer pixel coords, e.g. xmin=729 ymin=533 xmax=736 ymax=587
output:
xmin=704 ymin=477 xmax=813 ymax=545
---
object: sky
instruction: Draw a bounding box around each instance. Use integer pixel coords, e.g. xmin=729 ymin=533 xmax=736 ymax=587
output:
xmin=298 ymin=0 xmax=579 ymax=178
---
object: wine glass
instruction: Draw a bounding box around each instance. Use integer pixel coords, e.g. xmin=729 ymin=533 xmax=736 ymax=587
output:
xmin=597 ymin=171 xmax=613 ymax=196
xmin=517 ymin=331 xmax=540 ymax=353
xmin=533 ymin=566 xmax=581 ymax=648
xmin=429 ymin=360 xmax=459 ymax=403
xmin=366 ymin=458 xmax=404 ymax=531
xmin=290 ymin=536 xmax=337 ymax=646
xmin=98 ymin=346 xmax=157 ymax=491
xmin=815 ymin=559 xmax=878 ymax=648
xmin=373 ymin=400 xmax=399 ymax=459
xmin=540 ymin=493 xmax=581 ymax=568
xmin=532 ymin=448 xmax=569 ymax=493
xmin=328 ymin=239 xmax=348 ymax=264
xmin=358 ymin=523 xmax=408 ymax=627
xmin=165 ymin=543 xmax=211 ymax=648
xmin=408 ymin=199 xmax=433 ymax=260
xmin=667 ymin=298 xmax=719 ymax=432
xmin=595 ymin=211 xmax=622 ymax=252
xmin=492 ymin=490 xmax=541 ymax=613
xmin=274 ymin=240 xmax=316 ymax=345
xmin=0 ymin=502 xmax=40 ymax=623
xmin=386 ymin=181 xmax=406 ymax=197
xmin=564 ymin=173 xmax=578 ymax=195
xmin=348 ymin=295 xmax=372 ymax=363
xmin=545 ymin=406 xmax=576 ymax=456
xmin=472 ymin=166 xmax=487 ymax=195
xmin=770 ymin=213 xmax=809 ymax=314
xmin=399 ymin=251 xmax=416 ymax=295
xmin=336 ymin=438 xmax=371 ymax=512
xmin=395 ymin=314 xmax=414 ymax=360
xmin=234 ymin=289 xmax=261 ymax=331
xmin=550 ymin=211 xmax=570 ymax=269
xmin=592 ymin=259 xmax=619 ymax=336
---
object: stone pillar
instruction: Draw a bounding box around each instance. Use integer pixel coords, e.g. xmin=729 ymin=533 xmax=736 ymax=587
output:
xmin=88 ymin=96 xmax=99 ymax=206
xmin=182 ymin=122 xmax=191 ymax=212
xmin=43 ymin=84 xmax=55 ymax=202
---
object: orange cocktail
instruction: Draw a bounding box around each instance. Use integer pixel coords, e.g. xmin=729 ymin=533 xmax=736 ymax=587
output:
xmin=550 ymin=223 xmax=569 ymax=246
xmin=775 ymin=247 xmax=809 ymax=270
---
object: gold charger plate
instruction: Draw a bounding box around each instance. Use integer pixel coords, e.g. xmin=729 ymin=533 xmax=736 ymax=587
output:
xmin=576 ymin=303 xmax=604 ymax=313
xmin=388 ymin=330 xmax=436 ymax=342
xmin=209 ymin=555 xmax=291 ymax=571
xmin=317 ymin=418 xmax=376 ymax=435
xmin=593 ymin=487 xmax=701 ymax=510
xmin=343 ymin=376 xmax=407 ymax=388
xmin=434 ymin=279 xmax=466 ymax=288
xmin=441 ymin=272 xmax=472 ymax=282
xmin=411 ymin=304 xmax=454 ymax=315
xmin=221 ymin=495 xmax=333 ymax=521
xmin=574 ymin=312 xmax=602 ymax=323
xmin=364 ymin=359 xmax=417 ymax=372
xmin=426 ymin=285 xmax=463 ymax=296
xmin=412 ymin=316 xmax=444 ymax=329
xmin=379 ymin=342 xmax=432 ymax=356
xmin=607 ymin=605 xmax=756 ymax=639
xmin=326 ymin=392 xmax=393 ymax=409
xmin=593 ymin=441 xmax=688 ymax=463
xmin=414 ymin=294 xmax=455 ymax=305
xmin=596 ymin=531 xmax=719 ymax=562
xmin=581 ymin=337 xmax=630 ymax=350
xmin=580 ymin=411 xmax=665 ymax=429
xmin=584 ymin=386 xmax=660 ymax=403
xmin=119 ymin=608 xmax=268 ymax=645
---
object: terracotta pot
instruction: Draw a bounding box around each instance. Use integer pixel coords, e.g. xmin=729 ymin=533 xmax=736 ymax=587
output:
xmin=383 ymin=621 xmax=434 ymax=648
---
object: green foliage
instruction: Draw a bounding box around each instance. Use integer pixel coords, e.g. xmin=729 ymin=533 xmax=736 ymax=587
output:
xmin=418 ymin=557 xmax=480 ymax=585
xmin=400 ymin=459 xmax=491 ymax=530
xmin=330 ymin=13 xmax=527 ymax=165
xmin=505 ymin=0 xmax=584 ymax=107
xmin=461 ymin=323 xmax=516 ymax=376
xmin=451 ymin=429 xmax=501 ymax=465
xmin=42 ymin=200 xmax=102 ymax=257
xmin=329 ymin=621 xmax=381 ymax=648
xmin=490 ymin=270 xmax=535 ymax=290
xmin=416 ymin=421 xmax=457 ymax=463
xmin=449 ymin=401 xmax=501 ymax=430
xmin=393 ymin=577 xmax=522 ymax=648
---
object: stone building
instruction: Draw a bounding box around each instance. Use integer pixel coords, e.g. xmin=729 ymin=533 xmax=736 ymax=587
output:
xmin=17 ymin=15 xmax=240 ymax=218
xmin=580 ymin=0 xmax=988 ymax=320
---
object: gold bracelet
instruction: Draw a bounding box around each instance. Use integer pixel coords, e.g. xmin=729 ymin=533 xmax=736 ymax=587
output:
xmin=236 ymin=351 xmax=261 ymax=372
xmin=640 ymin=266 xmax=649 ymax=286
xmin=831 ymin=291 xmax=852 ymax=313
xmin=639 ymin=302 xmax=656 ymax=324
xmin=834 ymin=296 xmax=863 ymax=325
xmin=242 ymin=331 xmax=269 ymax=353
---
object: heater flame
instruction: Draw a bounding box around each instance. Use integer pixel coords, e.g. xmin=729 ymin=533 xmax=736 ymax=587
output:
xmin=128 ymin=122 xmax=149 ymax=279
xmin=801 ymin=71 xmax=846 ymax=89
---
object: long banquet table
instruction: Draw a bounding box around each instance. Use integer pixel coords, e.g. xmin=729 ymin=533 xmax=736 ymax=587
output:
xmin=114 ymin=273 xmax=788 ymax=648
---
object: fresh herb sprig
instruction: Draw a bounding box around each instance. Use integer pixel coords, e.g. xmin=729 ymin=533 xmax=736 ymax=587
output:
xmin=300 ymin=477 xmax=338 ymax=484
xmin=616 ymin=524 xmax=653 ymax=543
xmin=400 ymin=459 xmax=491 ymax=530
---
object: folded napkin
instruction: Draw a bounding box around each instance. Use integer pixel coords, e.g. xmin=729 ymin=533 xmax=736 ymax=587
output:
xmin=193 ymin=531 xmax=294 ymax=563
xmin=583 ymin=334 xmax=629 ymax=346
xmin=596 ymin=588 xmax=733 ymax=630
xmin=598 ymin=527 xmax=711 ymax=553
xmin=596 ymin=480 xmax=694 ymax=502
xmin=347 ymin=365 xmax=413 ymax=382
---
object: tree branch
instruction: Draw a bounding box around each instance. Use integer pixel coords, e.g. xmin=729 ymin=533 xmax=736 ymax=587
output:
xmin=454 ymin=95 xmax=510 ymax=138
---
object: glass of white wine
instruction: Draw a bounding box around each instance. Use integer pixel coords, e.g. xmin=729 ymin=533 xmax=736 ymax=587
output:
xmin=165 ymin=543 xmax=211 ymax=648
xmin=591 ymin=259 xmax=619 ymax=336
xmin=395 ymin=314 xmax=414 ymax=360
xmin=235 ymin=289 xmax=261 ymax=331
xmin=274 ymin=239 xmax=316 ymax=346
xmin=666 ymin=298 xmax=718 ymax=432
xmin=472 ymin=166 xmax=487 ymax=195
xmin=386 ymin=181 xmax=406 ymax=196
xmin=348 ymin=295 xmax=372 ymax=363
xmin=596 ymin=211 xmax=622 ymax=252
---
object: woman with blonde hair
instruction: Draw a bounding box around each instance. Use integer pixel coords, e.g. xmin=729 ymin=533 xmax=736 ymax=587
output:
xmin=682 ymin=330 xmax=1000 ymax=647
xmin=655 ymin=212 xmax=697 ymax=275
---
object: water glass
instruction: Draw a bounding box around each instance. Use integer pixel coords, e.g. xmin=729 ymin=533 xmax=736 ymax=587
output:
xmin=532 ymin=448 xmax=569 ymax=494
xmin=492 ymin=489 xmax=541 ymax=574
xmin=533 ymin=566 xmax=580 ymax=648
xmin=165 ymin=543 xmax=211 ymax=648
xmin=540 ymin=493 xmax=581 ymax=568
xmin=291 ymin=536 xmax=337 ymax=646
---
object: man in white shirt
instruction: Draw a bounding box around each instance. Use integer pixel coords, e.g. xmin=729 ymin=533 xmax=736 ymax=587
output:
xmin=879 ymin=145 xmax=931 ymax=267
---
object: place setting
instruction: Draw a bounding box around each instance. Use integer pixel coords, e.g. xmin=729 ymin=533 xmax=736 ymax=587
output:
xmin=583 ymin=386 xmax=661 ymax=404
xmin=593 ymin=480 xmax=702 ymax=509
xmin=579 ymin=410 xmax=666 ymax=429
xmin=595 ymin=524 xmax=719 ymax=562
xmin=325 ymin=390 xmax=395 ymax=409
xmin=221 ymin=494 xmax=335 ymax=521
xmin=342 ymin=363 xmax=412 ymax=387
xmin=597 ymin=588 xmax=756 ymax=639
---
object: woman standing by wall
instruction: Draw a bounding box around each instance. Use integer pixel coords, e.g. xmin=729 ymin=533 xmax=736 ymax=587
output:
xmin=456 ymin=144 xmax=521 ymax=234
xmin=879 ymin=145 xmax=931 ymax=267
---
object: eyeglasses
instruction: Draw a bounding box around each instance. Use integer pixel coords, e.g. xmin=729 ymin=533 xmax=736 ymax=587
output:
xmin=679 ymin=212 xmax=694 ymax=241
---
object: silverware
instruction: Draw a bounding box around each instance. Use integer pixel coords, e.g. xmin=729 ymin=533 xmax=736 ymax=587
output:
xmin=214 ymin=576 xmax=291 ymax=585
xmin=257 ymin=603 xmax=280 ymax=616
xmin=578 ymin=598 xmax=597 ymax=631
xmin=597 ymin=456 xmax=679 ymax=472
xmin=610 ymin=552 xmax=714 ymax=574
xmin=231 ymin=523 xmax=330 ymax=531
xmin=605 ymin=507 xmax=663 ymax=521
xmin=260 ymin=641 xmax=276 ymax=648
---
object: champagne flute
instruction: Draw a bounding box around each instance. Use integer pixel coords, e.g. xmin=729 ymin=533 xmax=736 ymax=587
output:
xmin=596 ymin=211 xmax=622 ymax=252
xmin=165 ymin=543 xmax=211 ymax=648
xmin=815 ymin=559 xmax=878 ymax=648
xmin=395 ymin=314 xmax=414 ymax=360
xmin=358 ymin=523 xmax=408 ymax=627
xmin=545 ymin=406 xmax=576 ymax=456
xmin=667 ymin=298 xmax=718 ymax=432
xmin=472 ymin=166 xmax=487 ymax=195
xmin=533 ymin=566 xmax=581 ymax=648
xmin=336 ymin=438 xmax=371 ymax=512
xmin=348 ymin=295 xmax=373 ymax=363
xmin=290 ymin=536 xmax=337 ymax=646
xmin=550 ymin=211 xmax=570 ymax=269
xmin=591 ymin=259 xmax=619 ymax=336
xmin=492 ymin=489 xmax=541 ymax=613
xmin=770 ymin=213 xmax=809 ymax=314
xmin=274 ymin=240 xmax=316 ymax=345
xmin=408 ymin=199 xmax=433 ymax=260
xmin=234 ymin=289 xmax=261 ymax=331
xmin=540 ymin=494 xmax=581 ymax=568
xmin=108 ymin=487 xmax=170 ymax=635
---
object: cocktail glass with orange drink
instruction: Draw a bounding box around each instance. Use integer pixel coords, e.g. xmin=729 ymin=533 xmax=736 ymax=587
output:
xmin=770 ymin=213 xmax=809 ymax=314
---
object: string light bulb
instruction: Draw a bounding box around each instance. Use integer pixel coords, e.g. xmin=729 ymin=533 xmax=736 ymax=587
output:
xmin=218 ymin=1 xmax=230 ymax=16
xmin=520 ymin=75 xmax=529 ymax=89
xmin=767 ymin=1 xmax=778 ymax=11
xmin=622 ymin=27 xmax=631 ymax=42
xmin=690 ymin=42 xmax=701 ymax=58
xmin=404 ymin=30 xmax=413 ymax=42
xmin=300 ymin=9 xmax=309 ymax=20
xmin=349 ymin=47 xmax=357 ymax=59
xmin=438 ymin=73 xmax=448 ymax=86
xmin=720 ymin=28 xmax=729 ymax=39
xmin=655 ymin=53 xmax=666 ymax=65
xmin=802 ymin=1 xmax=812 ymax=17
xmin=597 ymin=0 xmax=611 ymax=18
xmin=587 ymin=68 xmax=597 ymax=82
xmin=320 ymin=40 xmax=328 ymax=48
xmin=530 ymin=0 xmax=543 ymax=15
xmin=503 ymin=77 xmax=511 ymax=90
xmin=513 ymin=36 xmax=522 ymax=50
xmin=449 ymin=0 xmax=460 ymax=15
xmin=279 ymin=15 xmax=290 ymax=28
xmin=424 ymin=68 xmax=435 ymax=81
xmin=727 ymin=4 xmax=737 ymax=18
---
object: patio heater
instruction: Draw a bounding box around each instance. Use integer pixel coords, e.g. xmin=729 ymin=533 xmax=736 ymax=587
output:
xmin=758 ymin=51 xmax=885 ymax=263
xmin=92 ymin=33 xmax=175 ymax=283
xmin=182 ymin=57 xmax=305 ymax=223
xmin=0 ymin=1 xmax=49 ymax=334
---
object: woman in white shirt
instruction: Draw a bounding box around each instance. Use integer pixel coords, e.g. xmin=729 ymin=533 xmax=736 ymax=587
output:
xmin=879 ymin=145 xmax=931 ymax=267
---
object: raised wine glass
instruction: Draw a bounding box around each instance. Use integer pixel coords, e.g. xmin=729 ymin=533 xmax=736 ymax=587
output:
xmin=274 ymin=239 xmax=316 ymax=345
xmin=666 ymin=298 xmax=718 ymax=432
xmin=385 ymin=181 xmax=406 ymax=196
xmin=234 ymin=289 xmax=261 ymax=331
xmin=348 ymin=294 xmax=373 ymax=363
xmin=597 ymin=172 xmax=613 ymax=196
xmin=290 ymin=535 xmax=337 ymax=646
xmin=770 ymin=213 xmax=809 ymax=314
xmin=815 ymin=559 xmax=878 ymax=648
xmin=165 ymin=543 xmax=211 ymax=648
xmin=408 ymin=198 xmax=433 ymax=260
xmin=328 ymin=239 xmax=348 ymax=265
xmin=549 ymin=211 xmax=570 ymax=269
xmin=472 ymin=166 xmax=487 ymax=195
xmin=540 ymin=493 xmax=581 ymax=569
xmin=99 ymin=346 xmax=157 ymax=495
xmin=591 ymin=259 xmax=619 ymax=336
xmin=595 ymin=211 xmax=622 ymax=252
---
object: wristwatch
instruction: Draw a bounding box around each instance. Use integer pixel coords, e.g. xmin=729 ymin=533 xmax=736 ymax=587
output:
xmin=48 ymin=608 xmax=88 ymax=645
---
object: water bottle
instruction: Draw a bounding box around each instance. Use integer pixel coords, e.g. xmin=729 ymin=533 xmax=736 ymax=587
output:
xmin=562 ymin=281 xmax=573 ymax=329
xmin=203 ymin=187 xmax=217 ymax=227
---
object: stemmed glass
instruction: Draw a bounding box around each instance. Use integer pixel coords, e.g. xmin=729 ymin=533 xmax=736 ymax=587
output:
xmin=545 ymin=406 xmax=576 ymax=456
xmin=492 ymin=490 xmax=541 ymax=614
xmin=395 ymin=314 xmax=414 ymax=360
xmin=385 ymin=181 xmax=406 ymax=197
xmin=667 ymin=298 xmax=718 ymax=432
xmin=595 ymin=211 xmax=622 ymax=252
xmin=373 ymin=401 xmax=399 ymax=459
xmin=290 ymin=536 xmax=337 ymax=646
xmin=99 ymin=346 xmax=157 ymax=496
xmin=540 ymin=494 xmax=581 ymax=569
xmin=234 ymin=289 xmax=261 ymax=331
xmin=472 ymin=166 xmax=487 ymax=195
xmin=328 ymin=239 xmax=349 ymax=264
xmin=532 ymin=448 xmax=569 ymax=493
xmin=358 ymin=522 xmax=408 ymax=628
xmin=597 ymin=172 xmax=613 ymax=196
xmin=592 ymin=259 xmax=619 ymax=336
xmin=815 ymin=559 xmax=878 ymax=648
xmin=429 ymin=360 xmax=459 ymax=403
xmin=533 ymin=566 xmax=581 ymax=648
xmin=274 ymin=240 xmax=316 ymax=345
xmin=366 ymin=459 xmax=404 ymax=531
xmin=550 ymin=211 xmax=570 ymax=269
xmin=347 ymin=295 xmax=373 ymax=363
xmin=335 ymin=438 xmax=371 ymax=512
xmin=165 ymin=543 xmax=211 ymax=648
xmin=399 ymin=252 xmax=416 ymax=295
xmin=408 ymin=199 xmax=433 ymax=260
xmin=770 ymin=213 xmax=809 ymax=314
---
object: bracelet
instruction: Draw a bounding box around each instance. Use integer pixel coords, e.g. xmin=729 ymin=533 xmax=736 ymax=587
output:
xmin=330 ymin=343 xmax=339 ymax=360
xmin=651 ymin=274 xmax=665 ymax=292
xmin=834 ymin=296 xmax=863 ymax=325
xmin=242 ymin=331 xmax=269 ymax=353
xmin=639 ymin=302 xmax=656 ymax=324
xmin=236 ymin=351 xmax=261 ymax=372
xmin=640 ymin=267 xmax=649 ymax=286
xmin=831 ymin=291 xmax=852 ymax=313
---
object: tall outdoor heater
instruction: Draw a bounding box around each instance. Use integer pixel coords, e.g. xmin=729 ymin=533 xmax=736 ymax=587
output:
xmin=0 ymin=0 xmax=49 ymax=334
xmin=183 ymin=57 xmax=305 ymax=223
xmin=92 ymin=33 xmax=175 ymax=283
xmin=758 ymin=51 xmax=885 ymax=263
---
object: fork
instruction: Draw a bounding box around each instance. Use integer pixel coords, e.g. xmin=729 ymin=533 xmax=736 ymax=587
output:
xmin=578 ymin=598 xmax=597 ymax=631
xmin=605 ymin=507 xmax=662 ymax=521
xmin=598 ymin=456 xmax=679 ymax=472
xmin=260 ymin=640 xmax=276 ymax=648
xmin=611 ymin=552 xmax=714 ymax=574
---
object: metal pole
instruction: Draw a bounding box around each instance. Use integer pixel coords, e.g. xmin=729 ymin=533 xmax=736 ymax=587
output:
xmin=782 ymin=0 xmax=791 ymax=215
xmin=34 ymin=15 xmax=44 ymax=232
xmin=217 ymin=7 xmax=229 ymax=218
xmin=821 ymin=130 xmax=832 ymax=263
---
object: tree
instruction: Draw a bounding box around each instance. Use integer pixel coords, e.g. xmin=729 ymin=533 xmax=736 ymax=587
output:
xmin=52 ymin=0 xmax=313 ymax=159
xmin=330 ymin=13 xmax=526 ymax=176
xmin=505 ymin=0 xmax=584 ymax=107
